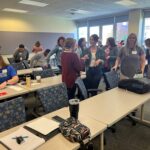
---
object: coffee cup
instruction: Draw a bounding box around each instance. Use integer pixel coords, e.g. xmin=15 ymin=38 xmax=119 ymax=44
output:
xmin=36 ymin=76 xmax=41 ymax=83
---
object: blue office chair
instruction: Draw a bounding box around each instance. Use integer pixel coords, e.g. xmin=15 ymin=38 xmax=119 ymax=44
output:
xmin=35 ymin=83 xmax=68 ymax=115
xmin=0 ymin=97 xmax=26 ymax=132
xmin=75 ymin=77 xmax=102 ymax=100
xmin=104 ymin=70 xmax=120 ymax=90
xmin=121 ymin=55 xmax=140 ymax=78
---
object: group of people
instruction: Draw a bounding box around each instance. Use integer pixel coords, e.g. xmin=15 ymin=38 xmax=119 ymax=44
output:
xmin=0 ymin=33 xmax=149 ymax=100
xmin=61 ymin=33 xmax=147 ymax=99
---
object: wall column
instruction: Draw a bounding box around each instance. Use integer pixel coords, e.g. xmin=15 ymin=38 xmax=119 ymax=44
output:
xmin=128 ymin=9 xmax=143 ymax=45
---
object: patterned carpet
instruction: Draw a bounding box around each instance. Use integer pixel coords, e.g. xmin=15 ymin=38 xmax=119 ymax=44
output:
xmin=105 ymin=101 xmax=150 ymax=150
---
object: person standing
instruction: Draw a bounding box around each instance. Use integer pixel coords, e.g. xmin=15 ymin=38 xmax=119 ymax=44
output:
xmin=102 ymin=37 xmax=118 ymax=73
xmin=13 ymin=44 xmax=29 ymax=63
xmin=47 ymin=37 xmax=65 ymax=71
xmin=76 ymin=38 xmax=88 ymax=71
xmin=144 ymin=38 xmax=150 ymax=75
xmin=84 ymin=34 xmax=104 ymax=95
xmin=61 ymin=38 xmax=81 ymax=100
xmin=113 ymin=33 xmax=145 ymax=77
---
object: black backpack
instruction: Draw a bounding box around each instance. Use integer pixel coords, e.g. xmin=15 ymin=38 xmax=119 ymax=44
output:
xmin=118 ymin=78 xmax=150 ymax=94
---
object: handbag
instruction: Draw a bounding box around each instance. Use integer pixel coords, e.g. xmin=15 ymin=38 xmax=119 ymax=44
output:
xmin=59 ymin=117 xmax=93 ymax=150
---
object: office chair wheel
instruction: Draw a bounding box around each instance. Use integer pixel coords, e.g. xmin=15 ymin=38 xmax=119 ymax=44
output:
xmin=131 ymin=111 xmax=136 ymax=116
xmin=111 ymin=128 xmax=116 ymax=133
xmin=104 ymin=137 xmax=106 ymax=145
xmin=108 ymin=126 xmax=116 ymax=133
xmin=132 ymin=121 xmax=136 ymax=126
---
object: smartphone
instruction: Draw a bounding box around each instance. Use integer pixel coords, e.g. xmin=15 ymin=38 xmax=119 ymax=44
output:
xmin=52 ymin=116 xmax=65 ymax=123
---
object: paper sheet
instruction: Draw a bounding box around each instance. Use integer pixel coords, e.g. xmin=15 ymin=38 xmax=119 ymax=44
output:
xmin=25 ymin=117 xmax=59 ymax=135
xmin=8 ymin=86 xmax=24 ymax=91
xmin=0 ymin=127 xmax=45 ymax=150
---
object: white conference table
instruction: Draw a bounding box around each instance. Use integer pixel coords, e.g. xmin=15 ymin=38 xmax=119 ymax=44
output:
xmin=0 ymin=85 xmax=29 ymax=101
xmin=18 ymin=73 xmax=86 ymax=92
xmin=18 ymin=75 xmax=62 ymax=92
xmin=0 ymin=76 xmax=62 ymax=101
xmin=0 ymin=73 xmax=86 ymax=101
xmin=79 ymin=88 xmax=150 ymax=127
xmin=0 ymin=108 xmax=107 ymax=150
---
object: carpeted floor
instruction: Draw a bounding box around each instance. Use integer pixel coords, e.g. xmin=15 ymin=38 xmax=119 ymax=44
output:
xmin=104 ymin=101 xmax=150 ymax=150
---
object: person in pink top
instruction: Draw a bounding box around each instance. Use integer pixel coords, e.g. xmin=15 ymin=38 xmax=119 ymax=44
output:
xmin=32 ymin=41 xmax=43 ymax=53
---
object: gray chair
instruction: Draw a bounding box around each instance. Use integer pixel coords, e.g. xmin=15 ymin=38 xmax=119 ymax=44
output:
xmin=33 ymin=69 xmax=55 ymax=79
xmin=104 ymin=70 xmax=120 ymax=90
xmin=75 ymin=77 xmax=102 ymax=100
xmin=7 ymin=57 xmax=15 ymax=64
xmin=11 ymin=62 xmax=26 ymax=70
xmin=35 ymin=83 xmax=68 ymax=115
xmin=23 ymin=60 xmax=30 ymax=69
xmin=121 ymin=55 xmax=140 ymax=78
xmin=0 ymin=97 xmax=26 ymax=132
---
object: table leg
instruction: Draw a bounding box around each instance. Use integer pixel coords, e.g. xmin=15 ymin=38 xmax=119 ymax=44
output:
xmin=140 ymin=104 xmax=144 ymax=121
xmin=100 ymin=133 xmax=104 ymax=150
xmin=131 ymin=104 xmax=150 ymax=127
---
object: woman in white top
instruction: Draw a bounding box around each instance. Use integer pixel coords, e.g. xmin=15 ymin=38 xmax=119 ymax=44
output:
xmin=84 ymin=34 xmax=104 ymax=95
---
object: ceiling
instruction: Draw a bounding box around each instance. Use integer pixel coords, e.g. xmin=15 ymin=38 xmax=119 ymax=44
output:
xmin=0 ymin=0 xmax=150 ymax=20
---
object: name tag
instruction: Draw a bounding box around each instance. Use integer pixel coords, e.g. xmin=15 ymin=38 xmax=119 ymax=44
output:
xmin=0 ymin=69 xmax=7 ymax=78
xmin=132 ymin=51 xmax=137 ymax=55
xmin=2 ymin=69 xmax=7 ymax=74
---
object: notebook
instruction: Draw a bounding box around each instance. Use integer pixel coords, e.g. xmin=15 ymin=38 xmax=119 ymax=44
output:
xmin=25 ymin=117 xmax=59 ymax=135
xmin=0 ymin=127 xmax=45 ymax=150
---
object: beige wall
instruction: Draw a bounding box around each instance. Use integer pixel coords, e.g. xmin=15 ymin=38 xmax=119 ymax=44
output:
xmin=0 ymin=12 xmax=76 ymax=33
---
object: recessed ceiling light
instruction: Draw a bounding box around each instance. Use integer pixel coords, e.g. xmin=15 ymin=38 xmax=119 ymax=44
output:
xmin=2 ymin=8 xmax=28 ymax=13
xmin=19 ymin=0 xmax=48 ymax=7
xmin=67 ymin=8 xmax=90 ymax=14
xmin=115 ymin=0 xmax=137 ymax=6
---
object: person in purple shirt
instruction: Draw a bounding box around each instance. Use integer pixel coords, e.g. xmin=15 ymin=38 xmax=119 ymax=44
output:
xmin=0 ymin=55 xmax=19 ymax=89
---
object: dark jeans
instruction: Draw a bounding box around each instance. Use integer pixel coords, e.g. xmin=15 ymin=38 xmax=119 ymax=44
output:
xmin=67 ymin=84 xmax=76 ymax=100
xmin=102 ymin=67 xmax=111 ymax=90
xmin=58 ymin=65 xmax=62 ymax=73
xmin=86 ymin=67 xmax=102 ymax=96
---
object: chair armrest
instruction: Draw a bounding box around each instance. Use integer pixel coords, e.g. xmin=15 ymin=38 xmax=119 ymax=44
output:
xmin=87 ymin=89 xmax=103 ymax=93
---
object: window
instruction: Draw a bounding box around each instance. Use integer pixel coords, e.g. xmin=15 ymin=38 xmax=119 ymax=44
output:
xmin=102 ymin=25 xmax=113 ymax=45
xmin=116 ymin=22 xmax=128 ymax=43
xmin=89 ymin=26 xmax=99 ymax=36
xmin=144 ymin=18 xmax=150 ymax=40
xmin=78 ymin=27 xmax=88 ymax=41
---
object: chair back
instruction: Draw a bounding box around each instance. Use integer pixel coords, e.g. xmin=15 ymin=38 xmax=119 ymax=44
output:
xmin=121 ymin=55 xmax=140 ymax=78
xmin=36 ymin=83 xmax=68 ymax=113
xmin=7 ymin=57 xmax=15 ymax=64
xmin=23 ymin=60 xmax=30 ymax=69
xmin=0 ymin=97 xmax=26 ymax=132
xmin=33 ymin=69 xmax=54 ymax=79
xmin=104 ymin=70 xmax=120 ymax=90
xmin=11 ymin=62 xmax=26 ymax=70
xmin=75 ymin=77 xmax=88 ymax=99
